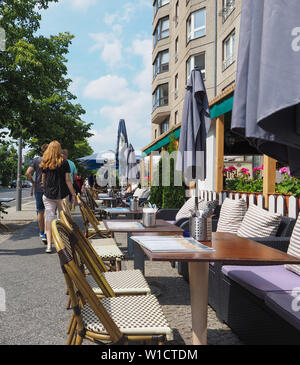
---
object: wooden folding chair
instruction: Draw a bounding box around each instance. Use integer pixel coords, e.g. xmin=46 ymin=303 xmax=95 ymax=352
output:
xmin=52 ymin=219 xmax=173 ymax=345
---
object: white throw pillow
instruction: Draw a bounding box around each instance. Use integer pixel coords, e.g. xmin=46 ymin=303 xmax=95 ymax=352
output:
xmin=237 ymin=204 xmax=282 ymax=238
xmin=285 ymin=213 xmax=300 ymax=276
xmin=175 ymin=198 xmax=204 ymax=221
xmin=217 ymin=198 xmax=247 ymax=234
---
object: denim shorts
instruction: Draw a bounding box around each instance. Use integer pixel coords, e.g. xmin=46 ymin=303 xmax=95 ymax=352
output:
xmin=34 ymin=192 xmax=45 ymax=212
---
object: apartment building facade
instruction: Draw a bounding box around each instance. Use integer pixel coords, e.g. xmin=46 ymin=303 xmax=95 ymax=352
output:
xmin=142 ymin=0 xmax=242 ymax=190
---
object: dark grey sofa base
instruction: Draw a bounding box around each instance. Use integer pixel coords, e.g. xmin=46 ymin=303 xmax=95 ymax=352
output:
xmin=220 ymin=274 xmax=300 ymax=345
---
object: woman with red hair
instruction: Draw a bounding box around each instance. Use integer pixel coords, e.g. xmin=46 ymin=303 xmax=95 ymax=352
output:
xmin=40 ymin=141 xmax=76 ymax=253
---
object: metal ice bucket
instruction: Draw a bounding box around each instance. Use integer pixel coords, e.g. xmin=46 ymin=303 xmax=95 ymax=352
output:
xmin=142 ymin=208 xmax=156 ymax=227
xmin=130 ymin=198 xmax=138 ymax=211
xmin=189 ymin=216 xmax=212 ymax=242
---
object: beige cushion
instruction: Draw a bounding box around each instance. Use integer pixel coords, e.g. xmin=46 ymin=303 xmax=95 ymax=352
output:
xmin=175 ymin=198 xmax=202 ymax=221
xmin=237 ymin=204 xmax=282 ymax=238
xmin=217 ymin=198 xmax=247 ymax=234
xmin=285 ymin=213 xmax=300 ymax=276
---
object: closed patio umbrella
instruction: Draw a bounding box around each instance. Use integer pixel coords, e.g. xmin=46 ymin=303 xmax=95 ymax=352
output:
xmin=231 ymin=0 xmax=300 ymax=177
xmin=116 ymin=119 xmax=129 ymax=185
xmin=125 ymin=143 xmax=139 ymax=183
xmin=176 ymin=69 xmax=211 ymax=204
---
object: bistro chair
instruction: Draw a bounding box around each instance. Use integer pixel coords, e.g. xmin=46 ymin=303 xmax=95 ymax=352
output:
xmin=60 ymin=207 xmax=124 ymax=272
xmin=57 ymin=214 xmax=152 ymax=344
xmin=52 ymin=219 xmax=173 ymax=345
xmin=60 ymin=210 xmax=151 ymax=295
xmin=77 ymin=195 xmax=110 ymax=239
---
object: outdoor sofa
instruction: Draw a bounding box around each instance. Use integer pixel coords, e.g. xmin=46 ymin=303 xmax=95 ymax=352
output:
xmin=157 ymin=203 xmax=300 ymax=344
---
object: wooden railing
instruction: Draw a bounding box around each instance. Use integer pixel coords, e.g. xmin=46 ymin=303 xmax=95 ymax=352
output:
xmin=199 ymin=190 xmax=300 ymax=219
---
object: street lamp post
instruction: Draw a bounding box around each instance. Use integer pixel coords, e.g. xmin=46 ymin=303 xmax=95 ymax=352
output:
xmin=16 ymin=134 xmax=23 ymax=211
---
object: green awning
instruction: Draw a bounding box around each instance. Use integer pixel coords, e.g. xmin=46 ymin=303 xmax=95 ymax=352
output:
xmin=143 ymin=128 xmax=181 ymax=156
xmin=143 ymin=94 xmax=234 ymax=156
xmin=210 ymin=95 xmax=234 ymax=119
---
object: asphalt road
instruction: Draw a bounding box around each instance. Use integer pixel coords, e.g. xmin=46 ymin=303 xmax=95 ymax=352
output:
xmin=0 ymin=188 xmax=33 ymax=207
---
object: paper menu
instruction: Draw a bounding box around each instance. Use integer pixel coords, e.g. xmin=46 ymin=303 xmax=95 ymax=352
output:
xmin=130 ymin=236 xmax=215 ymax=252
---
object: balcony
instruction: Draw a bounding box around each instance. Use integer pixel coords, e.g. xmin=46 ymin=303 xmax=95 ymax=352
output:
xmin=220 ymin=0 xmax=235 ymax=23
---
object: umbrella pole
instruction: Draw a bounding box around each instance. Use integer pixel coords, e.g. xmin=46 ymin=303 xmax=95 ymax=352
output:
xmin=195 ymin=178 xmax=199 ymax=211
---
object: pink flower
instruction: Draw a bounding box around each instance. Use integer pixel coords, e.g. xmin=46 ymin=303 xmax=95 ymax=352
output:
xmin=227 ymin=166 xmax=237 ymax=171
xmin=240 ymin=168 xmax=249 ymax=174
xmin=253 ymin=167 xmax=261 ymax=173
xmin=279 ymin=167 xmax=288 ymax=174
xmin=222 ymin=168 xmax=228 ymax=174
xmin=260 ymin=165 xmax=264 ymax=170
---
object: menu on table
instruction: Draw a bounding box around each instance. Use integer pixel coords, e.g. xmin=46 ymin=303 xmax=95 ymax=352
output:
xmin=105 ymin=221 xmax=145 ymax=230
xmin=130 ymin=235 xmax=215 ymax=253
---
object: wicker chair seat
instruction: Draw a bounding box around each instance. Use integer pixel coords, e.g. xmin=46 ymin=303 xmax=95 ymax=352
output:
xmin=93 ymin=245 xmax=124 ymax=261
xmin=88 ymin=222 xmax=107 ymax=232
xmin=82 ymin=295 xmax=173 ymax=340
xmin=90 ymin=238 xmax=117 ymax=248
xmin=86 ymin=269 xmax=151 ymax=295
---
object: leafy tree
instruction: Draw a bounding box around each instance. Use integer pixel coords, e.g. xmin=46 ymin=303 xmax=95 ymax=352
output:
xmin=0 ymin=142 xmax=18 ymax=186
xmin=0 ymin=0 xmax=92 ymax=153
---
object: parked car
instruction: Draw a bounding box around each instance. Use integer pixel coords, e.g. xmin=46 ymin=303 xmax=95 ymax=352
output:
xmin=9 ymin=180 xmax=32 ymax=188
xmin=9 ymin=180 xmax=17 ymax=188
xmin=22 ymin=180 xmax=32 ymax=188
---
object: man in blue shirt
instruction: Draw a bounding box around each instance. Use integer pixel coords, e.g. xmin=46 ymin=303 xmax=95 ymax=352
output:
xmin=25 ymin=144 xmax=49 ymax=243
xmin=62 ymin=149 xmax=78 ymax=206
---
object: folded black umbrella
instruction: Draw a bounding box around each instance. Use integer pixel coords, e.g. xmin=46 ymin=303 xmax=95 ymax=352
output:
xmin=231 ymin=0 xmax=300 ymax=176
xmin=176 ymin=69 xmax=211 ymax=182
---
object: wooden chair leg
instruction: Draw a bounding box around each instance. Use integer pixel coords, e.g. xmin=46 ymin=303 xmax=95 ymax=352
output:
xmin=74 ymin=333 xmax=83 ymax=345
xmin=117 ymin=260 xmax=121 ymax=271
xmin=66 ymin=296 xmax=72 ymax=309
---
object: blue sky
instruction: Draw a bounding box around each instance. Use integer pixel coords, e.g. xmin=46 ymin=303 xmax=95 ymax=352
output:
xmin=39 ymin=0 xmax=153 ymax=155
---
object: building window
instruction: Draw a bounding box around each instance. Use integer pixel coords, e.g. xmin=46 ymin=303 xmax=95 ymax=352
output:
xmin=187 ymin=8 xmax=206 ymax=43
xmin=153 ymin=50 xmax=169 ymax=79
xmin=155 ymin=129 xmax=157 ymax=139
xmin=223 ymin=31 xmax=236 ymax=71
xmin=222 ymin=0 xmax=235 ymax=22
xmin=160 ymin=118 xmax=169 ymax=135
xmin=153 ymin=17 xmax=169 ymax=47
xmin=186 ymin=53 xmax=205 ymax=82
xmin=175 ymin=37 xmax=179 ymax=63
xmin=154 ymin=0 xmax=170 ymax=17
xmin=153 ymin=83 xmax=169 ymax=111
xmin=174 ymin=74 xmax=179 ymax=99
xmin=175 ymin=111 xmax=179 ymax=124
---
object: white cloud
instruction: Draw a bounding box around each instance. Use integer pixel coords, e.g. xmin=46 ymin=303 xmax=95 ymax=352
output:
xmin=66 ymin=0 xmax=97 ymax=12
xmin=83 ymin=75 xmax=132 ymax=102
xmin=85 ymin=36 xmax=152 ymax=151
xmin=68 ymin=76 xmax=86 ymax=95
xmin=89 ymin=32 xmax=123 ymax=68
xmin=131 ymin=39 xmax=152 ymax=90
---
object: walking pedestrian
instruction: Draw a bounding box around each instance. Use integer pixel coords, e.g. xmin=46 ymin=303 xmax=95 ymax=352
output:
xmin=62 ymin=149 xmax=77 ymax=207
xmin=40 ymin=141 xmax=76 ymax=253
xmin=25 ymin=144 xmax=49 ymax=243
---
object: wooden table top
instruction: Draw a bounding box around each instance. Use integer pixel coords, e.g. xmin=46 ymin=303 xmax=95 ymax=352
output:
xmin=139 ymin=232 xmax=300 ymax=265
xmin=103 ymin=219 xmax=184 ymax=233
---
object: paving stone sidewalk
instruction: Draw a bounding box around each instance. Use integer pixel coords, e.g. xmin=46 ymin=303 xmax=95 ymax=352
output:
xmin=0 ymin=204 xmax=242 ymax=345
